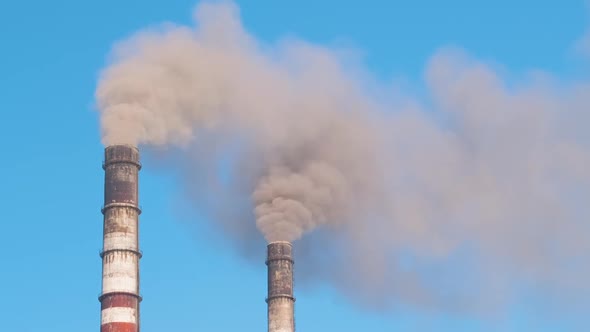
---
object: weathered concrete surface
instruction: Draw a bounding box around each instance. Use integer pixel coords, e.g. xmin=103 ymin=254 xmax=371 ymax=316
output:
xmin=266 ymin=241 xmax=295 ymax=332
xmin=101 ymin=145 xmax=141 ymax=332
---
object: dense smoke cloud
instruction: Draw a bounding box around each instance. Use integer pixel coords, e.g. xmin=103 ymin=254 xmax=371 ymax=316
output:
xmin=96 ymin=1 xmax=590 ymax=314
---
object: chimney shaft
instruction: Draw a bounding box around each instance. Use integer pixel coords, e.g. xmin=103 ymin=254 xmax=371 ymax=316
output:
xmin=100 ymin=145 xmax=142 ymax=332
xmin=266 ymin=241 xmax=295 ymax=332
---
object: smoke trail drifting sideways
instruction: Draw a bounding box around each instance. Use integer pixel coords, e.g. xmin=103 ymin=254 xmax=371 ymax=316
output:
xmin=96 ymin=1 xmax=590 ymax=314
xmin=96 ymin=1 xmax=383 ymax=244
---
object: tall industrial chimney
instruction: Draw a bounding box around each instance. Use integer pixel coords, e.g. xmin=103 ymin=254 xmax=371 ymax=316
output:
xmin=100 ymin=145 xmax=142 ymax=332
xmin=266 ymin=241 xmax=296 ymax=332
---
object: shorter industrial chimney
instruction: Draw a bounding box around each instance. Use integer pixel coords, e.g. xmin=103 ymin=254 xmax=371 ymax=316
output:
xmin=266 ymin=241 xmax=295 ymax=332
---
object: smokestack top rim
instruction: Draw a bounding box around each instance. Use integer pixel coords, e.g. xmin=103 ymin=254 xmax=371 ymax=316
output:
xmin=267 ymin=241 xmax=292 ymax=247
xmin=103 ymin=144 xmax=141 ymax=169
xmin=104 ymin=144 xmax=140 ymax=155
xmin=104 ymin=143 xmax=139 ymax=150
xmin=266 ymin=241 xmax=294 ymax=264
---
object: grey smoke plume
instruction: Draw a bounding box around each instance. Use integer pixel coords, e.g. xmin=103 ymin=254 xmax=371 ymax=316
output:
xmin=96 ymin=1 xmax=590 ymax=314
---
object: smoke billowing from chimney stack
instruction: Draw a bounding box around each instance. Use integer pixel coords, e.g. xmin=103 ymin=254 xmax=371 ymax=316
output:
xmin=96 ymin=1 xmax=590 ymax=315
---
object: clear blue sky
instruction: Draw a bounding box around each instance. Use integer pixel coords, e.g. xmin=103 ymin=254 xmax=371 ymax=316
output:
xmin=0 ymin=1 xmax=588 ymax=331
